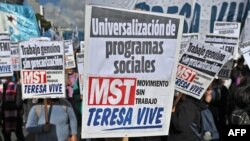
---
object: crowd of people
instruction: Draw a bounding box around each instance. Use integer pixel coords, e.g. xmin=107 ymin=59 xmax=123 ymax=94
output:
xmin=0 ymin=67 xmax=81 ymax=141
xmin=167 ymin=56 xmax=250 ymax=141
xmin=0 ymin=56 xmax=250 ymax=141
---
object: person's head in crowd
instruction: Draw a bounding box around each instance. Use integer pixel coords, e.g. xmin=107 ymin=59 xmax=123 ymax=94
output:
xmin=12 ymin=72 xmax=20 ymax=82
xmin=233 ymin=84 xmax=250 ymax=109
xmin=230 ymin=56 xmax=250 ymax=87
xmin=236 ymin=56 xmax=245 ymax=68
xmin=66 ymin=68 xmax=74 ymax=75
xmin=0 ymin=76 xmax=11 ymax=84
xmin=210 ymin=78 xmax=229 ymax=103
xmin=211 ymin=78 xmax=224 ymax=88
xmin=202 ymin=85 xmax=213 ymax=104
xmin=68 ymin=68 xmax=78 ymax=75
xmin=235 ymin=68 xmax=250 ymax=87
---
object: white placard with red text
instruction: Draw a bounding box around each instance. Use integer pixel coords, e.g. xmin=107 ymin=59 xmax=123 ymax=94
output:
xmin=176 ymin=39 xmax=231 ymax=99
xmin=19 ymin=41 xmax=65 ymax=99
xmin=82 ymin=6 xmax=184 ymax=138
xmin=10 ymin=42 xmax=20 ymax=71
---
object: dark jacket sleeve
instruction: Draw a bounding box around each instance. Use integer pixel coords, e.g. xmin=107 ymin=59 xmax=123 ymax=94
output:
xmin=169 ymin=100 xmax=201 ymax=141
xmin=16 ymin=83 xmax=23 ymax=109
xmin=171 ymin=101 xmax=198 ymax=132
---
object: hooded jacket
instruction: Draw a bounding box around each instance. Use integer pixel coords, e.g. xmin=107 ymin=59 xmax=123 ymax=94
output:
xmin=168 ymin=96 xmax=207 ymax=141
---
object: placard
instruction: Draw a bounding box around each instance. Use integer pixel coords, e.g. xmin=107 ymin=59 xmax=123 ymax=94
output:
xmin=82 ymin=5 xmax=184 ymax=138
xmin=19 ymin=41 xmax=65 ymax=99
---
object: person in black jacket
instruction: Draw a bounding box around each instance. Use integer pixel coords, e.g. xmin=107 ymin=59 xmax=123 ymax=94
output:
xmin=1 ymin=75 xmax=25 ymax=141
xmin=168 ymin=88 xmax=213 ymax=141
xmin=228 ymin=84 xmax=250 ymax=125
xmin=208 ymin=79 xmax=229 ymax=141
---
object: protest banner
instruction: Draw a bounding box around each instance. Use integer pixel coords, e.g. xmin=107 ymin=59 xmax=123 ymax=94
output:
xmin=10 ymin=42 xmax=20 ymax=71
xmin=82 ymin=5 xmax=184 ymax=138
xmin=0 ymin=33 xmax=13 ymax=77
xmin=205 ymin=34 xmax=238 ymax=79
xmin=64 ymin=40 xmax=76 ymax=69
xmin=213 ymin=21 xmax=241 ymax=37
xmin=88 ymin=0 xmax=249 ymax=41
xmin=76 ymin=53 xmax=84 ymax=96
xmin=176 ymin=39 xmax=231 ymax=99
xmin=240 ymin=40 xmax=250 ymax=51
xmin=180 ymin=33 xmax=199 ymax=58
xmin=0 ymin=2 xmax=40 ymax=42
xmin=19 ymin=41 xmax=65 ymax=99
xmin=213 ymin=22 xmax=241 ymax=59
xmin=240 ymin=40 xmax=250 ymax=69
xmin=0 ymin=32 xmax=9 ymax=40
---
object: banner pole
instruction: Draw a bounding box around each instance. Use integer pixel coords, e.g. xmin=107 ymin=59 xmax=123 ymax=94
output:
xmin=122 ymin=137 xmax=128 ymax=141
xmin=172 ymin=93 xmax=183 ymax=110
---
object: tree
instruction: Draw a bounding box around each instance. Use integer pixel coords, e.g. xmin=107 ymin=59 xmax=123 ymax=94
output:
xmin=36 ymin=13 xmax=51 ymax=32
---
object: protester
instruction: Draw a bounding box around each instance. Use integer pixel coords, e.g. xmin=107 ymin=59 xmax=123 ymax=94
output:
xmin=209 ymin=79 xmax=228 ymax=140
xmin=0 ymin=75 xmax=25 ymax=141
xmin=66 ymin=68 xmax=79 ymax=101
xmin=227 ymin=60 xmax=250 ymax=120
xmin=25 ymin=98 xmax=78 ymax=141
xmin=66 ymin=68 xmax=82 ymax=128
xmin=230 ymin=56 xmax=249 ymax=87
xmin=168 ymin=87 xmax=215 ymax=141
xmin=228 ymin=84 xmax=250 ymax=125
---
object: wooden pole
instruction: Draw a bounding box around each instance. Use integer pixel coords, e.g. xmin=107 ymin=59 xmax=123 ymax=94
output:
xmin=172 ymin=93 xmax=183 ymax=109
xmin=122 ymin=137 xmax=128 ymax=141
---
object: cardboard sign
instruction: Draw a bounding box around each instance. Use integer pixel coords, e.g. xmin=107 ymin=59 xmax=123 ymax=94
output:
xmin=82 ymin=5 xmax=184 ymax=138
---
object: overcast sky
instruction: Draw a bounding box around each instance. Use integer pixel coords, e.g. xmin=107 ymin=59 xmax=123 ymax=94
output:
xmin=37 ymin=0 xmax=85 ymax=30
xmin=33 ymin=0 xmax=137 ymax=30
